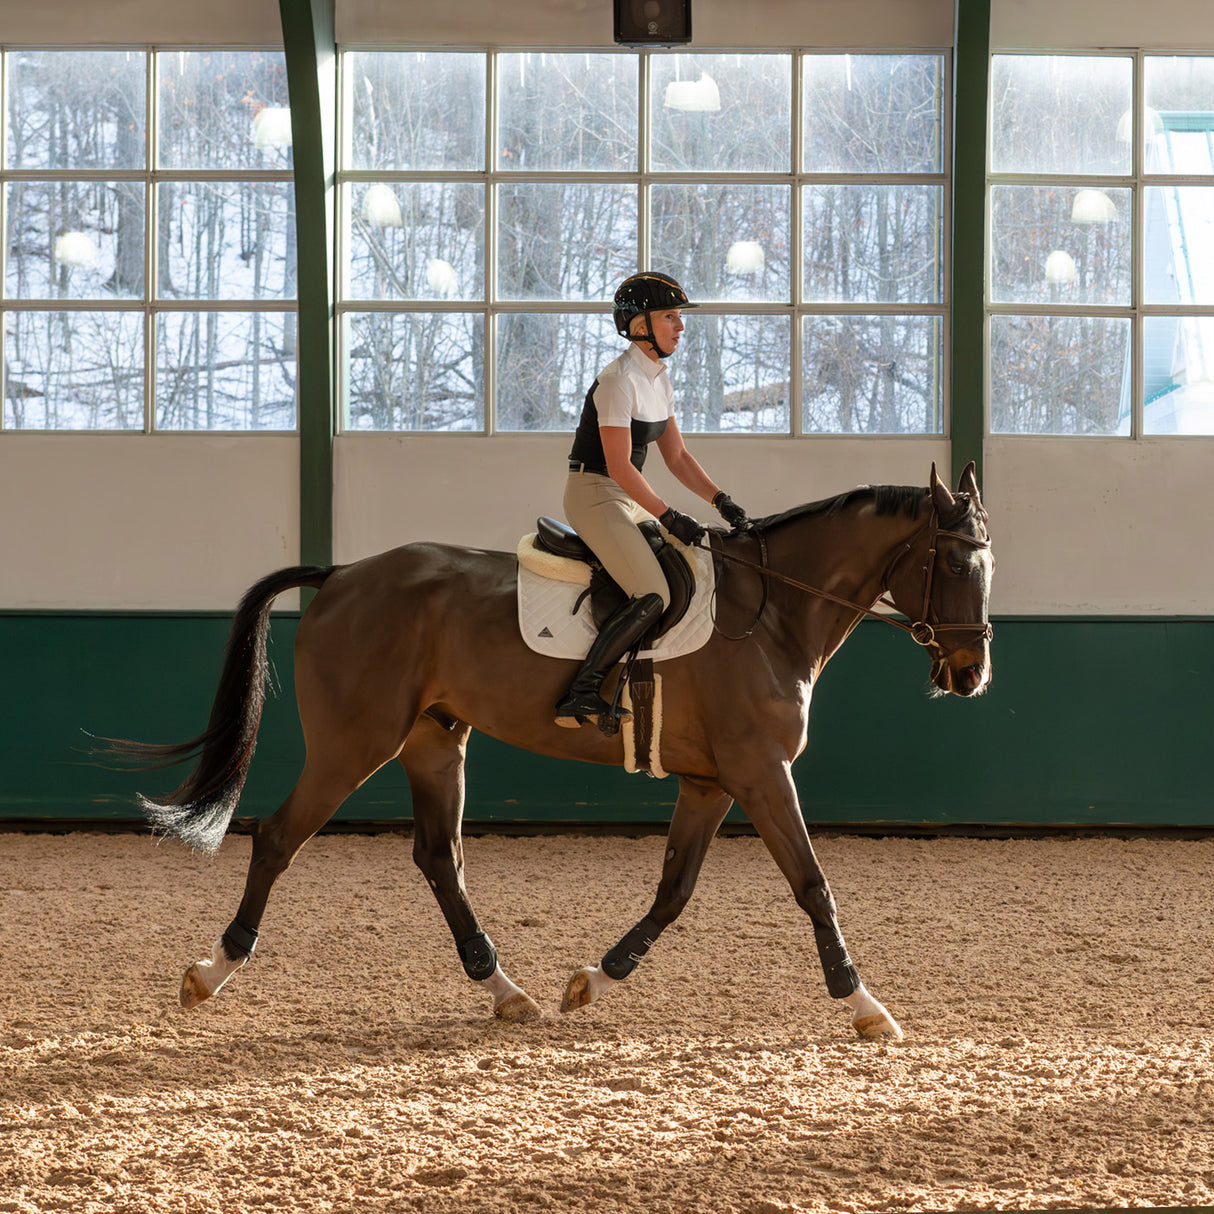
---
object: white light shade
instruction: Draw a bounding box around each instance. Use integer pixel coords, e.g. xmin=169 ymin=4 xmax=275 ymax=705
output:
xmin=1116 ymin=105 xmax=1164 ymax=143
xmin=362 ymin=183 xmax=403 ymax=228
xmin=663 ymin=72 xmax=721 ymax=113
xmin=426 ymin=258 xmax=459 ymax=297
xmin=53 ymin=231 xmax=99 ymax=269
xmin=725 ymin=240 xmax=765 ymax=275
xmin=252 ymin=106 xmax=293 ymax=149
xmin=1071 ymin=189 xmax=1118 ymax=224
xmin=1044 ymin=250 xmax=1078 ymax=285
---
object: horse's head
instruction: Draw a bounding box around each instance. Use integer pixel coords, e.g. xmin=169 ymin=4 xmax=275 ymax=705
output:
xmin=889 ymin=462 xmax=994 ymax=698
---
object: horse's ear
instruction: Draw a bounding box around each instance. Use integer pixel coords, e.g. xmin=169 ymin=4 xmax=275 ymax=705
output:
xmin=930 ymin=462 xmax=955 ymax=514
xmin=957 ymin=460 xmax=981 ymax=503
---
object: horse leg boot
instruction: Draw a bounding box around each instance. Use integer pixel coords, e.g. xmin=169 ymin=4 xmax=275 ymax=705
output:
xmin=555 ymin=592 xmax=663 ymax=729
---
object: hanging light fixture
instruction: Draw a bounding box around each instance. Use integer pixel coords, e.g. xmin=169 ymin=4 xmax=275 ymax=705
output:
xmin=663 ymin=72 xmax=721 ymax=113
xmin=1071 ymin=189 xmax=1118 ymax=224
xmin=362 ymin=184 xmax=403 ymax=228
xmin=252 ymin=106 xmax=293 ymax=149
xmin=1044 ymin=250 xmax=1078 ymax=284
xmin=53 ymin=232 xmax=99 ymax=269
xmin=1115 ymin=106 xmax=1164 ymax=143
xmin=426 ymin=259 xmax=459 ymax=297
xmin=725 ymin=241 xmax=765 ymax=275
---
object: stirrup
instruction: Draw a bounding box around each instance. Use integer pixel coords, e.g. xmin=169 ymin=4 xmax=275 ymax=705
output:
xmin=554 ymin=690 xmax=632 ymax=731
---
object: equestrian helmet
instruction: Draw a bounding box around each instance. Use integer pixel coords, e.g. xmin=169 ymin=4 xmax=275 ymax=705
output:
xmin=612 ymin=272 xmax=696 ymax=339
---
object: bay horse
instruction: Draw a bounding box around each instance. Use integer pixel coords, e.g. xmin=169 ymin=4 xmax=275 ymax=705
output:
xmin=106 ymin=463 xmax=992 ymax=1041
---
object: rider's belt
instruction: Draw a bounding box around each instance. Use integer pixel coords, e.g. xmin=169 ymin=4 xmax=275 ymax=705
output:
xmin=569 ymin=460 xmax=609 ymax=475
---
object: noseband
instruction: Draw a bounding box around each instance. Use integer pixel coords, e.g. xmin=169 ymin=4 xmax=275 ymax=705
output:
xmin=708 ymin=502 xmax=993 ymax=654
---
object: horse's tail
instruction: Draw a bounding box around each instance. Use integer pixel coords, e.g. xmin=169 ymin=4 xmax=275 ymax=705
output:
xmin=100 ymin=565 xmax=334 ymax=855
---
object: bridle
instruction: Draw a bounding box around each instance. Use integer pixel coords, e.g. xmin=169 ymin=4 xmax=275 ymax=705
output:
xmin=707 ymin=501 xmax=993 ymax=657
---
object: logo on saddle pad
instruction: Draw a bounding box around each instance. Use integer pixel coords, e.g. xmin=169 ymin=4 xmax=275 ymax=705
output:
xmin=516 ymin=520 xmax=716 ymax=663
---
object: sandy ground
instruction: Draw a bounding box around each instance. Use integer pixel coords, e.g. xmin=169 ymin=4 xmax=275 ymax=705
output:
xmin=1 ymin=829 xmax=1212 ymax=1213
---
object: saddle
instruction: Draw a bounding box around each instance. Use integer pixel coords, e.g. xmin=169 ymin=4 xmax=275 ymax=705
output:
xmin=532 ymin=516 xmax=695 ymax=640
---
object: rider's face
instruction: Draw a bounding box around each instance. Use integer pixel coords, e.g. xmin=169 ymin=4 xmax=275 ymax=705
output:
xmin=646 ymin=308 xmax=684 ymax=357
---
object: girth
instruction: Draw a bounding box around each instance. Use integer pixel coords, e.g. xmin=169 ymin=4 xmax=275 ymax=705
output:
xmin=533 ymin=516 xmax=695 ymax=639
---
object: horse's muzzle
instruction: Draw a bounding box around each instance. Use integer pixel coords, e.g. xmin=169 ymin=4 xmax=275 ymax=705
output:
xmin=931 ymin=649 xmax=990 ymax=697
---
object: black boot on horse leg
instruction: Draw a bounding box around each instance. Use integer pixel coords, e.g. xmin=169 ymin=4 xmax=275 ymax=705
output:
xmin=554 ymin=592 xmax=663 ymax=729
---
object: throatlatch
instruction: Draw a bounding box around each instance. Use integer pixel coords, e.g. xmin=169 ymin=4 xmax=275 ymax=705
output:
xmin=221 ymin=918 xmax=259 ymax=961
xmin=601 ymin=914 xmax=662 ymax=979
xmin=458 ymin=931 xmax=499 ymax=981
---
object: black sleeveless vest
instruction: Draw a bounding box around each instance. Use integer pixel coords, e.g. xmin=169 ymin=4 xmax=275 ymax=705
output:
xmin=568 ymin=378 xmax=669 ymax=475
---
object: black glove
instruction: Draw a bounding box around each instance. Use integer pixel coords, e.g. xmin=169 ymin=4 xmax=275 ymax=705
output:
xmin=712 ymin=491 xmax=750 ymax=530
xmin=659 ymin=507 xmax=706 ymax=547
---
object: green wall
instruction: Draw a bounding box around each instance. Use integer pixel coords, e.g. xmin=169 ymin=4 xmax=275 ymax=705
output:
xmin=5 ymin=612 xmax=1210 ymax=829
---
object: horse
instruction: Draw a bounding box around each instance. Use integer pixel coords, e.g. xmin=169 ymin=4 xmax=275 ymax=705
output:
xmin=104 ymin=463 xmax=992 ymax=1041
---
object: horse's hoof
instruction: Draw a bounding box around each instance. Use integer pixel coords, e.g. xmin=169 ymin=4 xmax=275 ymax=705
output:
xmin=495 ymin=991 xmax=544 ymax=1023
xmin=853 ymin=1010 xmax=904 ymax=1041
xmin=179 ymin=963 xmax=213 ymax=1010
xmin=560 ymin=967 xmax=596 ymax=1013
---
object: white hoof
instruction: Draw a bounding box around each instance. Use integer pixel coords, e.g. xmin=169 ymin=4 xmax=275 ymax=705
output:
xmin=180 ymin=937 xmax=248 ymax=1009
xmin=842 ymin=984 xmax=904 ymax=1041
xmin=560 ymin=965 xmax=617 ymax=1013
xmin=479 ymin=967 xmax=543 ymax=1022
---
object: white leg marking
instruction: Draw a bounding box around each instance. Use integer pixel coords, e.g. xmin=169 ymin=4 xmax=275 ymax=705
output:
xmin=180 ymin=936 xmax=248 ymax=1008
xmin=560 ymin=964 xmax=618 ymax=1013
xmin=479 ymin=965 xmax=543 ymax=1023
xmin=841 ymin=983 xmax=904 ymax=1041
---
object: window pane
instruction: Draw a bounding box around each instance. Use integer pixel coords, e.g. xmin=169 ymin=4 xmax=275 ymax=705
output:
xmin=803 ymin=54 xmax=943 ymax=173
xmin=348 ymin=183 xmax=483 ymax=302
xmin=1144 ymin=317 xmax=1214 ymax=434
xmin=347 ymin=52 xmax=485 ymax=171
xmin=802 ymin=315 xmax=941 ymax=434
xmin=4 ymin=311 xmax=143 ymax=430
xmin=345 ymin=312 xmax=482 ymax=431
xmin=5 ymin=50 xmax=146 ymax=170
xmin=158 ymin=51 xmax=291 ymax=170
xmin=6 ymin=181 xmax=145 ymax=299
xmin=497 ymin=183 xmax=636 ymax=301
xmin=156 ymin=312 xmax=297 ymax=430
xmin=498 ymin=53 xmax=636 ymax=171
xmin=650 ymin=184 xmax=790 ymax=303
xmin=159 ymin=183 xmax=295 ymax=301
xmin=991 ymin=55 xmax=1131 ymax=176
xmin=1145 ymin=57 xmax=1214 ymax=176
xmin=1144 ymin=187 xmax=1214 ymax=304
xmin=669 ymin=314 xmax=790 ymax=433
xmin=990 ymin=315 xmax=1130 ymax=435
xmin=496 ymin=312 xmax=619 ymax=431
xmin=991 ymin=185 xmax=1131 ymax=306
xmin=803 ymin=185 xmax=942 ymax=304
xmin=651 ymin=53 xmax=791 ymax=173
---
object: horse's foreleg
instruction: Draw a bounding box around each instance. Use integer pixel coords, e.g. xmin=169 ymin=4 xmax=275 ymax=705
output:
xmin=730 ymin=760 xmax=902 ymax=1041
xmin=561 ymin=776 xmax=732 ymax=1013
xmin=180 ymin=761 xmax=360 ymax=1009
xmin=402 ymin=715 xmax=542 ymax=1023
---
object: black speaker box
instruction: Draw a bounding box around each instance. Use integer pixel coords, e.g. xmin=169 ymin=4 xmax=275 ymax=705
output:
xmin=613 ymin=0 xmax=692 ymax=46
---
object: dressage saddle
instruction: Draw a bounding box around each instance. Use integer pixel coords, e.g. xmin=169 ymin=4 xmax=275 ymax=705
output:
xmin=532 ymin=516 xmax=695 ymax=641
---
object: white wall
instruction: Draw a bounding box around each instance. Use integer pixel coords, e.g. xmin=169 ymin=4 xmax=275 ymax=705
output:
xmin=333 ymin=433 xmax=952 ymax=560
xmin=0 ymin=0 xmax=282 ymax=43
xmin=0 ymin=436 xmax=299 ymax=610
xmin=992 ymin=0 xmax=1214 ymax=49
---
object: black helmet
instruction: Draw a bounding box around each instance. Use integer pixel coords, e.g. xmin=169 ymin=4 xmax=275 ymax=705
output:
xmin=612 ymin=272 xmax=696 ymax=357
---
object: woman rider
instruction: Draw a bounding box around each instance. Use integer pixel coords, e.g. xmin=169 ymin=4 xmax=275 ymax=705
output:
xmin=555 ymin=272 xmax=751 ymax=728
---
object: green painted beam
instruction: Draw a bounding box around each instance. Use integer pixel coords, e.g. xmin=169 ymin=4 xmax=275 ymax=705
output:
xmin=280 ymin=0 xmax=336 ymax=568
xmin=950 ymin=0 xmax=990 ymax=489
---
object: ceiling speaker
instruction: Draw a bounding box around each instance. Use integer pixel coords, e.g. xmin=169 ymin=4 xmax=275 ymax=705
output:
xmin=614 ymin=0 xmax=692 ymax=46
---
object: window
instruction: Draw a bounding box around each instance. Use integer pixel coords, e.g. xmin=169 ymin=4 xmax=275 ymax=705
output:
xmin=2 ymin=48 xmax=296 ymax=432
xmin=989 ymin=52 xmax=1214 ymax=436
xmin=338 ymin=49 xmax=948 ymax=435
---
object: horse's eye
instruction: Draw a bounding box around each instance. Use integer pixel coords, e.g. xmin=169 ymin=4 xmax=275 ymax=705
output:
xmin=947 ymin=559 xmax=969 ymax=576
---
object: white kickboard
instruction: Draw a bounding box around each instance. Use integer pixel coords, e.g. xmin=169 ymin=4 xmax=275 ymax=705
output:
xmin=517 ymin=543 xmax=716 ymax=661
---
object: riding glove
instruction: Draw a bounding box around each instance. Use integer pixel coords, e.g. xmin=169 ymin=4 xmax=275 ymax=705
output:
xmin=659 ymin=507 xmax=706 ymax=547
xmin=712 ymin=491 xmax=751 ymax=530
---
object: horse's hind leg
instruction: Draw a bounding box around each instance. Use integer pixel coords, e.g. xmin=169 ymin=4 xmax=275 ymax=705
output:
xmin=562 ymin=776 xmax=733 ymax=1013
xmin=402 ymin=713 xmax=542 ymax=1023
xmin=179 ymin=760 xmax=365 ymax=1009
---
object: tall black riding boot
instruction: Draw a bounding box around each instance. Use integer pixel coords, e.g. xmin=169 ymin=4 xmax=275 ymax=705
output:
xmin=554 ymin=593 xmax=664 ymax=728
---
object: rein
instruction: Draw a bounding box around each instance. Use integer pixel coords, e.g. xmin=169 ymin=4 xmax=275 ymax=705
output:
xmin=706 ymin=505 xmax=993 ymax=652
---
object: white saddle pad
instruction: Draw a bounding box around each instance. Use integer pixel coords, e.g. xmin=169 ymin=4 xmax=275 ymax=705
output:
xmin=516 ymin=534 xmax=716 ymax=661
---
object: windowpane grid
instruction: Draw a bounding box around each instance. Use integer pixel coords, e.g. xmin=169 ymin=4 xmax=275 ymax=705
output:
xmin=1 ymin=48 xmax=297 ymax=433
xmin=989 ymin=52 xmax=1214 ymax=437
xmin=338 ymin=49 xmax=948 ymax=435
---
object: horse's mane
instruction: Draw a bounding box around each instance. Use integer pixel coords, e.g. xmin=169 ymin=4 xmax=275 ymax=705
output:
xmin=752 ymin=484 xmax=930 ymax=532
